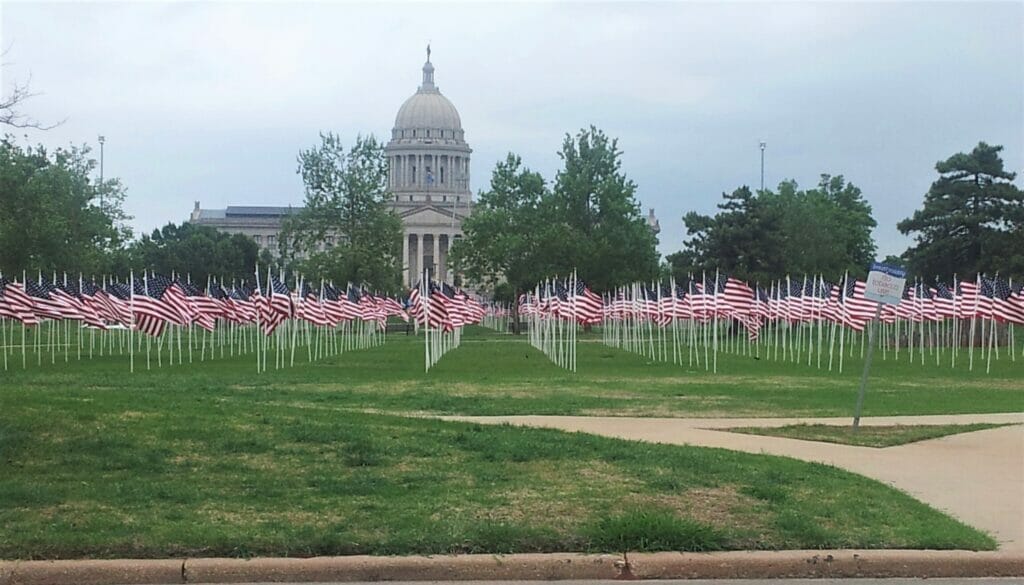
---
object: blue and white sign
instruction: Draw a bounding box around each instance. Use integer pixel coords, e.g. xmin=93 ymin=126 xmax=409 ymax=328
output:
xmin=864 ymin=262 xmax=907 ymax=306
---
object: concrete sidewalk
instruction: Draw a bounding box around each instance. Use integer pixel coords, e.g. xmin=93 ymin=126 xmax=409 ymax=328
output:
xmin=441 ymin=413 xmax=1024 ymax=551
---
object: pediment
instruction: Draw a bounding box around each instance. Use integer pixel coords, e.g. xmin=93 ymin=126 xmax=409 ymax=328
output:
xmin=399 ymin=205 xmax=469 ymax=226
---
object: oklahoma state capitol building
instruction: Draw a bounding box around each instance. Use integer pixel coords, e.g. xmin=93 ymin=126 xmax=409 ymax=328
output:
xmin=190 ymin=49 xmax=660 ymax=286
xmin=190 ymin=48 xmax=472 ymax=287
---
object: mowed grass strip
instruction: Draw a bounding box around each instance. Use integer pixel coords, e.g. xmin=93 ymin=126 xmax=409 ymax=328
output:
xmin=2 ymin=326 xmax=1022 ymax=419
xmin=725 ymin=423 xmax=1013 ymax=447
xmin=0 ymin=398 xmax=996 ymax=559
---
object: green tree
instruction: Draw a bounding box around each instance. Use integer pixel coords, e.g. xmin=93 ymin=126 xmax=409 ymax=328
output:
xmin=775 ymin=175 xmax=877 ymax=278
xmin=549 ymin=126 xmax=659 ymax=290
xmin=129 ymin=222 xmax=261 ymax=284
xmin=280 ymin=133 xmax=403 ymax=291
xmin=678 ymin=175 xmax=876 ymax=282
xmin=449 ymin=153 xmax=549 ymax=329
xmin=898 ymin=142 xmax=1024 ymax=280
xmin=680 ymin=185 xmax=785 ymax=283
xmin=0 ymin=136 xmax=131 ymax=276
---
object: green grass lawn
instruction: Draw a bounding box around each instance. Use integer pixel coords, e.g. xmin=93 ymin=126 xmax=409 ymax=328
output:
xmin=4 ymin=326 xmax=1021 ymax=419
xmin=724 ymin=423 xmax=1013 ymax=447
xmin=0 ymin=326 xmax=1019 ymax=558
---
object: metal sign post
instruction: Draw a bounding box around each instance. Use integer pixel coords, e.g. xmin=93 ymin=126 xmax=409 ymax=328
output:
xmin=853 ymin=262 xmax=907 ymax=431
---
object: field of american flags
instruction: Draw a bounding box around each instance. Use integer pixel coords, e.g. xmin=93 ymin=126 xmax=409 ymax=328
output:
xmin=0 ymin=270 xmax=417 ymax=372
xmin=1 ymin=268 xmax=1022 ymax=560
xmin=593 ymin=272 xmax=1024 ymax=376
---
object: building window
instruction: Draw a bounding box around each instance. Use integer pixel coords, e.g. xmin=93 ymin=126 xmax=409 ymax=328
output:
xmin=413 ymin=130 xmax=416 ymax=138
xmin=440 ymin=167 xmax=445 ymax=184
xmin=426 ymin=130 xmax=430 ymax=137
xmin=442 ymin=195 xmax=447 ymax=202
xmin=268 ymin=235 xmax=276 ymax=247
xmin=254 ymin=235 xmax=263 ymax=245
xmin=409 ymin=195 xmax=414 ymax=201
xmin=411 ymin=166 xmax=416 ymax=183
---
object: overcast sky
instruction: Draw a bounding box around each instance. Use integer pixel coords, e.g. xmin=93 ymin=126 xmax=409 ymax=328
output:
xmin=2 ymin=1 xmax=1021 ymax=258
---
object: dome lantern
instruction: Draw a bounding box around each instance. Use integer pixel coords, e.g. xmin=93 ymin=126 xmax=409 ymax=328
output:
xmin=392 ymin=47 xmax=465 ymax=141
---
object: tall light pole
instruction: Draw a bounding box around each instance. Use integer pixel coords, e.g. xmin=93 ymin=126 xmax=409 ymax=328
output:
xmin=98 ymin=135 xmax=106 ymax=207
xmin=759 ymin=140 xmax=766 ymax=192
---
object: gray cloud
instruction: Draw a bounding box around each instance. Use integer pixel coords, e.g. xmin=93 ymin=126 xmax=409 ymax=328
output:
xmin=3 ymin=1 xmax=1021 ymax=258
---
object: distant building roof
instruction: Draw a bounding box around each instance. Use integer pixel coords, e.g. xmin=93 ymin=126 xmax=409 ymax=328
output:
xmin=225 ymin=206 xmax=304 ymax=217
xmin=197 ymin=209 xmax=226 ymax=219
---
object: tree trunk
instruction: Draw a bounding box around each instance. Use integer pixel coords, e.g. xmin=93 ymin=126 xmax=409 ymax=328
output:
xmin=511 ymin=291 xmax=521 ymax=335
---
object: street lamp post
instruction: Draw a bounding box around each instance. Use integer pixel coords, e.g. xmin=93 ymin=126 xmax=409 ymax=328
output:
xmin=759 ymin=141 xmax=766 ymax=192
xmin=98 ymin=135 xmax=106 ymax=207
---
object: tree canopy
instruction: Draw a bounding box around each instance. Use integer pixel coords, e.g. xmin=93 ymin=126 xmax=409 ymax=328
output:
xmin=128 ymin=222 xmax=264 ymax=284
xmin=898 ymin=142 xmax=1024 ymax=280
xmin=673 ymin=174 xmax=877 ymax=283
xmin=550 ymin=127 xmax=660 ymax=291
xmin=449 ymin=153 xmax=550 ymax=294
xmin=0 ymin=136 xmax=131 ymax=277
xmin=452 ymin=127 xmax=659 ymax=298
xmin=280 ymin=133 xmax=403 ymax=292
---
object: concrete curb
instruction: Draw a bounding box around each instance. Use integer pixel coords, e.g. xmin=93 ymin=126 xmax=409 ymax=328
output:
xmin=1 ymin=550 xmax=1021 ymax=584
xmin=0 ymin=559 xmax=184 ymax=585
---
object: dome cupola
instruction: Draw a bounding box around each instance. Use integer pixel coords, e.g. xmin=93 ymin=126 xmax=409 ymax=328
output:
xmin=392 ymin=45 xmax=465 ymax=143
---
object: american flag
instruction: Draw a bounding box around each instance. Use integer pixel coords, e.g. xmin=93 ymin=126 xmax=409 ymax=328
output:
xmin=321 ymin=283 xmax=351 ymax=324
xmin=0 ymin=276 xmax=39 ymax=325
xmin=406 ymin=283 xmax=425 ymax=324
xmin=722 ymin=275 xmax=755 ymax=316
xmin=259 ymin=274 xmax=293 ymax=335
xmin=24 ymin=279 xmax=71 ymax=321
xmin=130 ymin=275 xmax=181 ymax=337
xmin=358 ymin=288 xmax=388 ymax=325
xmin=835 ymin=277 xmax=875 ymax=331
xmin=79 ymin=278 xmax=124 ymax=326
xmin=427 ymin=281 xmax=453 ymax=330
xmin=956 ymin=279 xmax=980 ymax=319
xmin=227 ymin=283 xmax=258 ymax=323
xmin=178 ymin=279 xmax=218 ymax=332
xmin=987 ymin=277 xmax=1024 ymax=325
xmin=54 ymin=277 xmax=107 ymax=329
xmin=932 ymin=281 xmax=956 ymax=319
xmin=297 ymin=283 xmax=331 ymax=326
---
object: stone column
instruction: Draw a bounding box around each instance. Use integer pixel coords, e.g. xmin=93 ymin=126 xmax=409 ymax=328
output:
xmin=432 ymin=233 xmax=440 ymax=281
xmin=418 ymin=233 xmax=426 ymax=282
xmin=402 ymin=231 xmax=410 ymax=286
xmin=438 ymin=234 xmax=446 ymax=282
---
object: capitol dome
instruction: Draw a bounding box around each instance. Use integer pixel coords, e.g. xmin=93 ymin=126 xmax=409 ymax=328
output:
xmin=391 ymin=49 xmax=466 ymax=143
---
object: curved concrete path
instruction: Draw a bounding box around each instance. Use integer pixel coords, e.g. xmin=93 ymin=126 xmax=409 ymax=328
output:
xmin=441 ymin=413 xmax=1024 ymax=551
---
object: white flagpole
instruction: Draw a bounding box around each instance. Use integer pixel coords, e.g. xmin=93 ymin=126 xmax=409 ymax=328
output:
xmin=129 ymin=271 xmax=135 ymax=373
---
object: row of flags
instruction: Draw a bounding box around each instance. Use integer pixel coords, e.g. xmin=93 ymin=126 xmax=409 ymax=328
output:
xmin=518 ymin=278 xmax=604 ymax=325
xmin=406 ymin=280 xmax=486 ymax=331
xmin=525 ymin=273 xmax=1024 ymax=340
xmin=0 ymin=272 xmax=410 ymax=336
xmin=522 ymin=272 xmax=586 ymax=371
